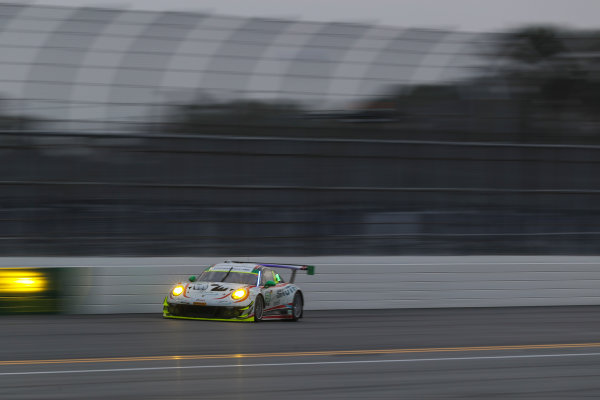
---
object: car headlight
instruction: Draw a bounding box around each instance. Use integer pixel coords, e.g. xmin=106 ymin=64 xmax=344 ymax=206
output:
xmin=231 ymin=288 xmax=248 ymax=301
xmin=172 ymin=285 xmax=184 ymax=296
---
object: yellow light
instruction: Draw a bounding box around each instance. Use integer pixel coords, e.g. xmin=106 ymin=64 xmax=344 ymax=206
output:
xmin=231 ymin=288 xmax=248 ymax=300
xmin=0 ymin=270 xmax=48 ymax=293
xmin=15 ymin=278 xmax=36 ymax=285
xmin=172 ymin=286 xmax=184 ymax=296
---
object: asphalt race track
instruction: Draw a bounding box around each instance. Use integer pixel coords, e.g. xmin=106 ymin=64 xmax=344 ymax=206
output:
xmin=2 ymin=306 xmax=600 ymax=399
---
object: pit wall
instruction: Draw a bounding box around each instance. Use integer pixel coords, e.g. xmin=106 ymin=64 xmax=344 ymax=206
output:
xmin=1 ymin=256 xmax=599 ymax=314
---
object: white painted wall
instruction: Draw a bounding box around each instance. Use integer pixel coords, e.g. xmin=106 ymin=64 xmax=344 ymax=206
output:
xmin=2 ymin=256 xmax=600 ymax=313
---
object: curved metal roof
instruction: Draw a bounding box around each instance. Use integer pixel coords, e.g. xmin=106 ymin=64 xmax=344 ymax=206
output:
xmin=0 ymin=4 xmax=488 ymax=131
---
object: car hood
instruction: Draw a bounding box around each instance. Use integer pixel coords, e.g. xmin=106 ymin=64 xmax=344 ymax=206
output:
xmin=188 ymin=281 xmax=248 ymax=293
xmin=169 ymin=281 xmax=255 ymax=306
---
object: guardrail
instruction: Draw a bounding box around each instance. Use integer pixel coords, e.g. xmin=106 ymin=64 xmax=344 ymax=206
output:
xmin=1 ymin=256 xmax=600 ymax=314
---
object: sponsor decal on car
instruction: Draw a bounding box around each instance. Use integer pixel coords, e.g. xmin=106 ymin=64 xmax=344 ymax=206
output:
xmin=276 ymin=286 xmax=297 ymax=299
xmin=211 ymin=284 xmax=229 ymax=291
xmin=208 ymin=264 xmax=256 ymax=273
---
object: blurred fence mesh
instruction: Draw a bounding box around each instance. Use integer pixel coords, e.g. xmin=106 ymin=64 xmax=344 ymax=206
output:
xmin=2 ymin=131 xmax=600 ymax=255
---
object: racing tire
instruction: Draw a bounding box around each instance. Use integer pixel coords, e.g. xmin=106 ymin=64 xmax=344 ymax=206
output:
xmin=254 ymin=295 xmax=265 ymax=322
xmin=290 ymin=292 xmax=303 ymax=321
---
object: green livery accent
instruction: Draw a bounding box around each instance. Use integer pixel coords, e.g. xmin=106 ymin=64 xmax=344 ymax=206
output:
xmin=163 ymin=313 xmax=254 ymax=322
xmin=306 ymin=265 xmax=315 ymax=275
xmin=163 ymin=296 xmax=254 ymax=322
xmin=162 ymin=296 xmax=169 ymax=314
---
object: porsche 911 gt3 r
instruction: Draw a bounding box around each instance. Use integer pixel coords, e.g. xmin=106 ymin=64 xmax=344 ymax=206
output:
xmin=163 ymin=260 xmax=315 ymax=322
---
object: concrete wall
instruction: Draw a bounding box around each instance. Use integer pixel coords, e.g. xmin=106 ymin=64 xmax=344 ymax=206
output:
xmin=2 ymin=256 xmax=600 ymax=313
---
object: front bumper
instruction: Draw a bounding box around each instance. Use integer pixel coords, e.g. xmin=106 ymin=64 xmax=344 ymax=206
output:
xmin=163 ymin=297 xmax=254 ymax=322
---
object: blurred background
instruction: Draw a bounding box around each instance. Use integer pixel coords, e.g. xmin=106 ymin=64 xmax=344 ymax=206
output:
xmin=1 ymin=1 xmax=600 ymax=257
xmin=3 ymin=4 xmax=600 ymax=398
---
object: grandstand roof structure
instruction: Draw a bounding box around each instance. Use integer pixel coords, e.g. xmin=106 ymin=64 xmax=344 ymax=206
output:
xmin=0 ymin=3 xmax=491 ymax=131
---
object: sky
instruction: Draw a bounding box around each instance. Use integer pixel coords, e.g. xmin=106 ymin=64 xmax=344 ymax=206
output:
xmin=28 ymin=0 xmax=600 ymax=32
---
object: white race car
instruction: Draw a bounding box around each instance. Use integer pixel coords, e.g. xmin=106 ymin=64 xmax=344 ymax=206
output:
xmin=163 ymin=260 xmax=315 ymax=322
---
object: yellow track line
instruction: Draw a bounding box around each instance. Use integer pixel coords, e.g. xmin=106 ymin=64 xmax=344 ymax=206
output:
xmin=2 ymin=342 xmax=600 ymax=366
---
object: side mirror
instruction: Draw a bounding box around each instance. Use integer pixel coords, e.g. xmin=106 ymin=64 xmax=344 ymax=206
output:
xmin=264 ymin=280 xmax=276 ymax=288
xmin=189 ymin=276 xmax=197 ymax=282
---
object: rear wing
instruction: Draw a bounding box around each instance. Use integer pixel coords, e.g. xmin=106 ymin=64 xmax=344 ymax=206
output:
xmin=259 ymin=263 xmax=315 ymax=284
xmin=231 ymin=261 xmax=315 ymax=283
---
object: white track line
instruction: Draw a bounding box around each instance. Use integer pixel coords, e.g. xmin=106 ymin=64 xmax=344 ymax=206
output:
xmin=1 ymin=352 xmax=600 ymax=376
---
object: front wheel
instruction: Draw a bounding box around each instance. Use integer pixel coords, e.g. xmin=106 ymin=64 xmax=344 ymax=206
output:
xmin=291 ymin=292 xmax=303 ymax=321
xmin=253 ymin=295 xmax=265 ymax=322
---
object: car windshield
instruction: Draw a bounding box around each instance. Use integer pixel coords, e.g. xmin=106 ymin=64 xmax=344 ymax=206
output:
xmin=197 ymin=270 xmax=258 ymax=285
